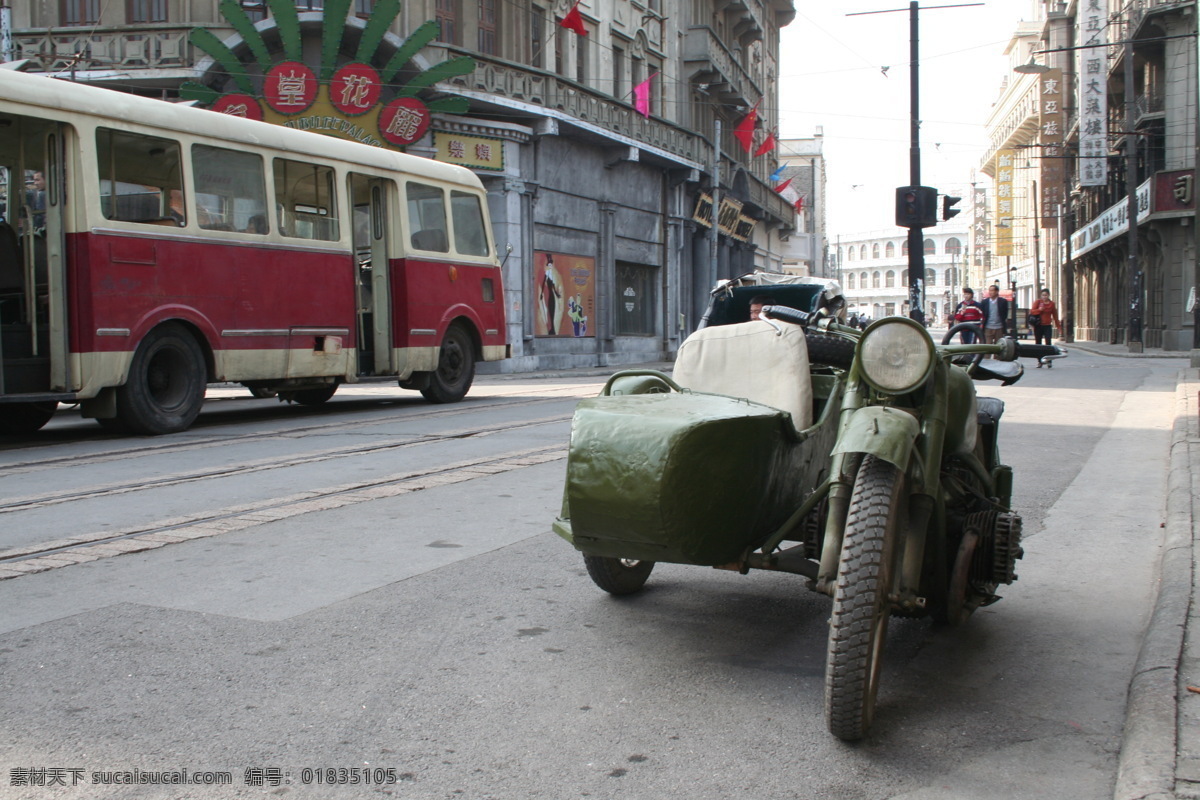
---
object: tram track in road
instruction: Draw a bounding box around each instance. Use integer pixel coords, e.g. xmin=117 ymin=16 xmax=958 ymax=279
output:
xmin=0 ymin=411 xmax=574 ymax=514
xmin=0 ymin=385 xmax=593 ymax=477
xmin=0 ymin=441 xmax=568 ymax=579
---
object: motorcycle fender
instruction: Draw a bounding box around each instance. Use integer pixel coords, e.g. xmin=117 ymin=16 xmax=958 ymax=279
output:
xmin=831 ymin=406 xmax=920 ymax=469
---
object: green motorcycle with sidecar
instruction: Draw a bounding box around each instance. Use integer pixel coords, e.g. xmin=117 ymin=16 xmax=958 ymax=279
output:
xmin=553 ymin=274 xmax=1065 ymax=740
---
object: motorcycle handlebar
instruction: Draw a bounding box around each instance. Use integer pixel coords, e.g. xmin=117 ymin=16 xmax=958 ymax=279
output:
xmin=760 ymin=305 xmax=813 ymax=327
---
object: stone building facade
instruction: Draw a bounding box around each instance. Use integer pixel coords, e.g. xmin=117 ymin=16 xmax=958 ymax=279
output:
xmin=10 ymin=0 xmax=800 ymax=370
xmin=981 ymin=0 xmax=1197 ymax=351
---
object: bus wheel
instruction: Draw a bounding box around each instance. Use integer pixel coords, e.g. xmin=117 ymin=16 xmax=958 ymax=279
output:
xmin=116 ymin=323 xmax=207 ymax=435
xmin=0 ymin=401 xmax=58 ymax=434
xmin=421 ymin=324 xmax=475 ymax=404
xmin=292 ymin=385 xmax=337 ymax=406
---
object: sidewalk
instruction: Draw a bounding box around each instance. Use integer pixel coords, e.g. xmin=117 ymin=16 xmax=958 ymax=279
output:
xmin=1115 ymin=366 xmax=1199 ymax=800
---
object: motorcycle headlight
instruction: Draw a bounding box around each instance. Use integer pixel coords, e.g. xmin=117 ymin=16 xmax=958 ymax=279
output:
xmin=857 ymin=317 xmax=935 ymax=394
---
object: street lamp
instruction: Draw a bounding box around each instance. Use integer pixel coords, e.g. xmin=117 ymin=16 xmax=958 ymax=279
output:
xmin=1013 ymin=58 xmax=1052 ymax=75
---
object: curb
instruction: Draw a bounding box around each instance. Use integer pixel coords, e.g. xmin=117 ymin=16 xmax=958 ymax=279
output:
xmin=1066 ymin=341 xmax=1194 ymax=360
xmin=1114 ymin=370 xmax=1198 ymax=800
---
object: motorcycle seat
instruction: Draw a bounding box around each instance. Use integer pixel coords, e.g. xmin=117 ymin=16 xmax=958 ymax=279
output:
xmin=673 ymin=320 xmax=813 ymax=433
xmin=976 ymin=396 xmax=1005 ymax=425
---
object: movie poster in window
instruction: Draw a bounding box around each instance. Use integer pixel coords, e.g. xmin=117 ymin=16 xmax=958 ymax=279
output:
xmin=534 ymin=251 xmax=595 ymax=337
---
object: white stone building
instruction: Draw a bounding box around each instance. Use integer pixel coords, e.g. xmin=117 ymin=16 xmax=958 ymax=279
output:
xmin=836 ymin=224 xmax=970 ymax=324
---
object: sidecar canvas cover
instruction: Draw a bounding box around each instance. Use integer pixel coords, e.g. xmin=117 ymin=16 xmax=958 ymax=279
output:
xmin=554 ymin=276 xmax=846 ymax=567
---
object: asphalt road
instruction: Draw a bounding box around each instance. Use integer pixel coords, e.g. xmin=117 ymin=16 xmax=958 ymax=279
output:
xmin=0 ymin=351 xmax=1186 ymax=799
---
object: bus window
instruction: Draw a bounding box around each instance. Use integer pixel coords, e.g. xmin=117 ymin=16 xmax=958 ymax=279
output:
xmin=450 ymin=190 xmax=489 ymax=257
xmin=192 ymin=145 xmax=268 ymax=234
xmin=273 ymin=159 xmax=339 ymax=241
xmin=96 ymin=128 xmax=185 ymax=225
xmin=406 ymin=182 xmax=448 ymax=252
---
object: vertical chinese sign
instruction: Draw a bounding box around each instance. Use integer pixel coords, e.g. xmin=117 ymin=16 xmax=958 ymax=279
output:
xmin=972 ymin=186 xmax=989 ymax=280
xmin=1078 ymin=0 xmax=1108 ymax=187
xmin=534 ymin=252 xmax=595 ymax=337
xmin=994 ymin=150 xmax=1015 ymax=257
xmin=1039 ymin=68 xmax=1065 ymax=227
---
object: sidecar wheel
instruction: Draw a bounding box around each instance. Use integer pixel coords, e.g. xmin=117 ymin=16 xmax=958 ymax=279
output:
xmin=825 ymin=456 xmax=905 ymax=741
xmin=583 ymin=555 xmax=654 ymax=596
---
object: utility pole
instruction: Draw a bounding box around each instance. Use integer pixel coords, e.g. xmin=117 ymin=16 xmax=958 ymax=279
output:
xmin=1124 ymin=35 xmax=1143 ymax=352
xmin=905 ymin=1 xmax=925 ymax=326
xmin=709 ymin=119 xmax=721 ymax=295
xmin=851 ymin=2 xmax=981 ymax=326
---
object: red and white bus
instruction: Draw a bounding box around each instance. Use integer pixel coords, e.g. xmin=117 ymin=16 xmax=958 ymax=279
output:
xmin=0 ymin=70 xmax=508 ymax=435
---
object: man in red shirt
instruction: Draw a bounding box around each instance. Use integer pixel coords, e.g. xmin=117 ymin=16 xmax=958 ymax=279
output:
xmin=953 ymin=287 xmax=984 ymax=343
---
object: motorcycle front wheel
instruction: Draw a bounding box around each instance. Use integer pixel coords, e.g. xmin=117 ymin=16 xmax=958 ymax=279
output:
xmin=824 ymin=455 xmax=906 ymax=741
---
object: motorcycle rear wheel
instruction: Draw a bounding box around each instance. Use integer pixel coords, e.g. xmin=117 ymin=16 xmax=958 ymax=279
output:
xmin=825 ymin=455 xmax=905 ymax=741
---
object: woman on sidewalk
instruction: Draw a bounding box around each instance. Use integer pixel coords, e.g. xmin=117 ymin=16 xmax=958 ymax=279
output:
xmin=1030 ymin=289 xmax=1063 ymax=347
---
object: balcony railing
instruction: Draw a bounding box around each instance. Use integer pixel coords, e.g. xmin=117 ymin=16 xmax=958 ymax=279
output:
xmin=682 ymin=26 xmax=762 ymax=109
xmin=445 ymin=48 xmax=793 ymax=225
xmin=15 ymin=23 xmax=202 ymax=75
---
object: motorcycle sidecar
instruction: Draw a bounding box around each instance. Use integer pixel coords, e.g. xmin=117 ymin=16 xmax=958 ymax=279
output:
xmin=553 ymin=319 xmax=846 ymax=581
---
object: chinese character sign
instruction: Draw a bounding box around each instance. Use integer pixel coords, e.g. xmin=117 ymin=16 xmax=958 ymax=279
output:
xmin=264 ymin=62 xmax=318 ymax=113
xmin=994 ymin=149 xmax=1015 ymax=257
xmin=378 ymin=98 xmax=431 ymax=146
xmin=972 ymin=186 xmax=989 ymax=269
xmin=434 ymin=133 xmax=504 ymax=170
xmin=1039 ymin=68 xmax=1065 ymax=227
xmin=1078 ymin=0 xmax=1108 ymax=187
xmin=330 ymin=63 xmax=382 ymax=116
xmin=534 ymin=252 xmax=595 ymax=337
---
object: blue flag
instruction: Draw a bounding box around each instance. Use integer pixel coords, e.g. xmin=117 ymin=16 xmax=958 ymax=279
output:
xmin=769 ymin=165 xmax=787 ymax=183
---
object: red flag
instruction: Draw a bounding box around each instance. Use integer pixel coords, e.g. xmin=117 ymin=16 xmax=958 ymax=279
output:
xmin=773 ymin=178 xmax=793 ymax=194
xmin=633 ymin=72 xmax=658 ymax=118
xmin=754 ymin=131 xmax=776 ymax=158
xmin=733 ymin=102 xmax=758 ymax=153
xmin=794 ymin=194 xmax=806 ymax=213
xmin=560 ymin=2 xmax=588 ymax=35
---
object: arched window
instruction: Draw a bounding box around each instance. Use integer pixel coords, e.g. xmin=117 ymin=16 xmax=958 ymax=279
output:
xmin=861 ymin=271 xmax=868 ymax=287
xmin=872 ymin=271 xmax=881 ymax=288
xmin=946 ymin=237 xmax=963 ymax=255
xmin=925 ymin=268 xmax=936 ymax=284
xmin=847 ymin=247 xmax=855 ymax=261
xmin=901 ymin=269 xmax=907 ymax=284
xmin=885 ymin=241 xmax=895 ymax=258
xmin=885 ymin=270 xmax=895 ymax=288
xmin=872 ymin=243 xmax=880 ymax=259
xmin=923 ymin=238 xmax=935 ymax=255
xmin=901 ymin=240 xmax=909 ymax=256
xmin=860 ymin=244 xmax=868 ymax=260
xmin=846 ymin=272 xmax=855 ymax=289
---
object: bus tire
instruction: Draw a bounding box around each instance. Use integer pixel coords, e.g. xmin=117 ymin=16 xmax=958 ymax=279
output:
xmin=0 ymin=401 xmax=58 ymax=434
xmin=293 ymin=385 xmax=337 ymax=406
xmin=421 ymin=324 xmax=475 ymax=404
xmin=115 ymin=323 xmax=207 ymax=435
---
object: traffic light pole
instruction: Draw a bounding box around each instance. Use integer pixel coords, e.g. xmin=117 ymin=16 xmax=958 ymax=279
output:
xmin=906 ymin=0 xmax=925 ymax=326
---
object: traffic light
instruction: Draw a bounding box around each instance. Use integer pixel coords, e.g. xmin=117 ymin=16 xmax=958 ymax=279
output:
xmin=942 ymin=194 xmax=962 ymax=221
xmin=895 ymin=186 xmax=937 ymax=228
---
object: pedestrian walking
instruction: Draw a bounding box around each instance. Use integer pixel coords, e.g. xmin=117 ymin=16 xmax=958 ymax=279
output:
xmin=977 ymin=285 xmax=1010 ymax=347
xmin=1029 ymin=289 xmax=1062 ymax=347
